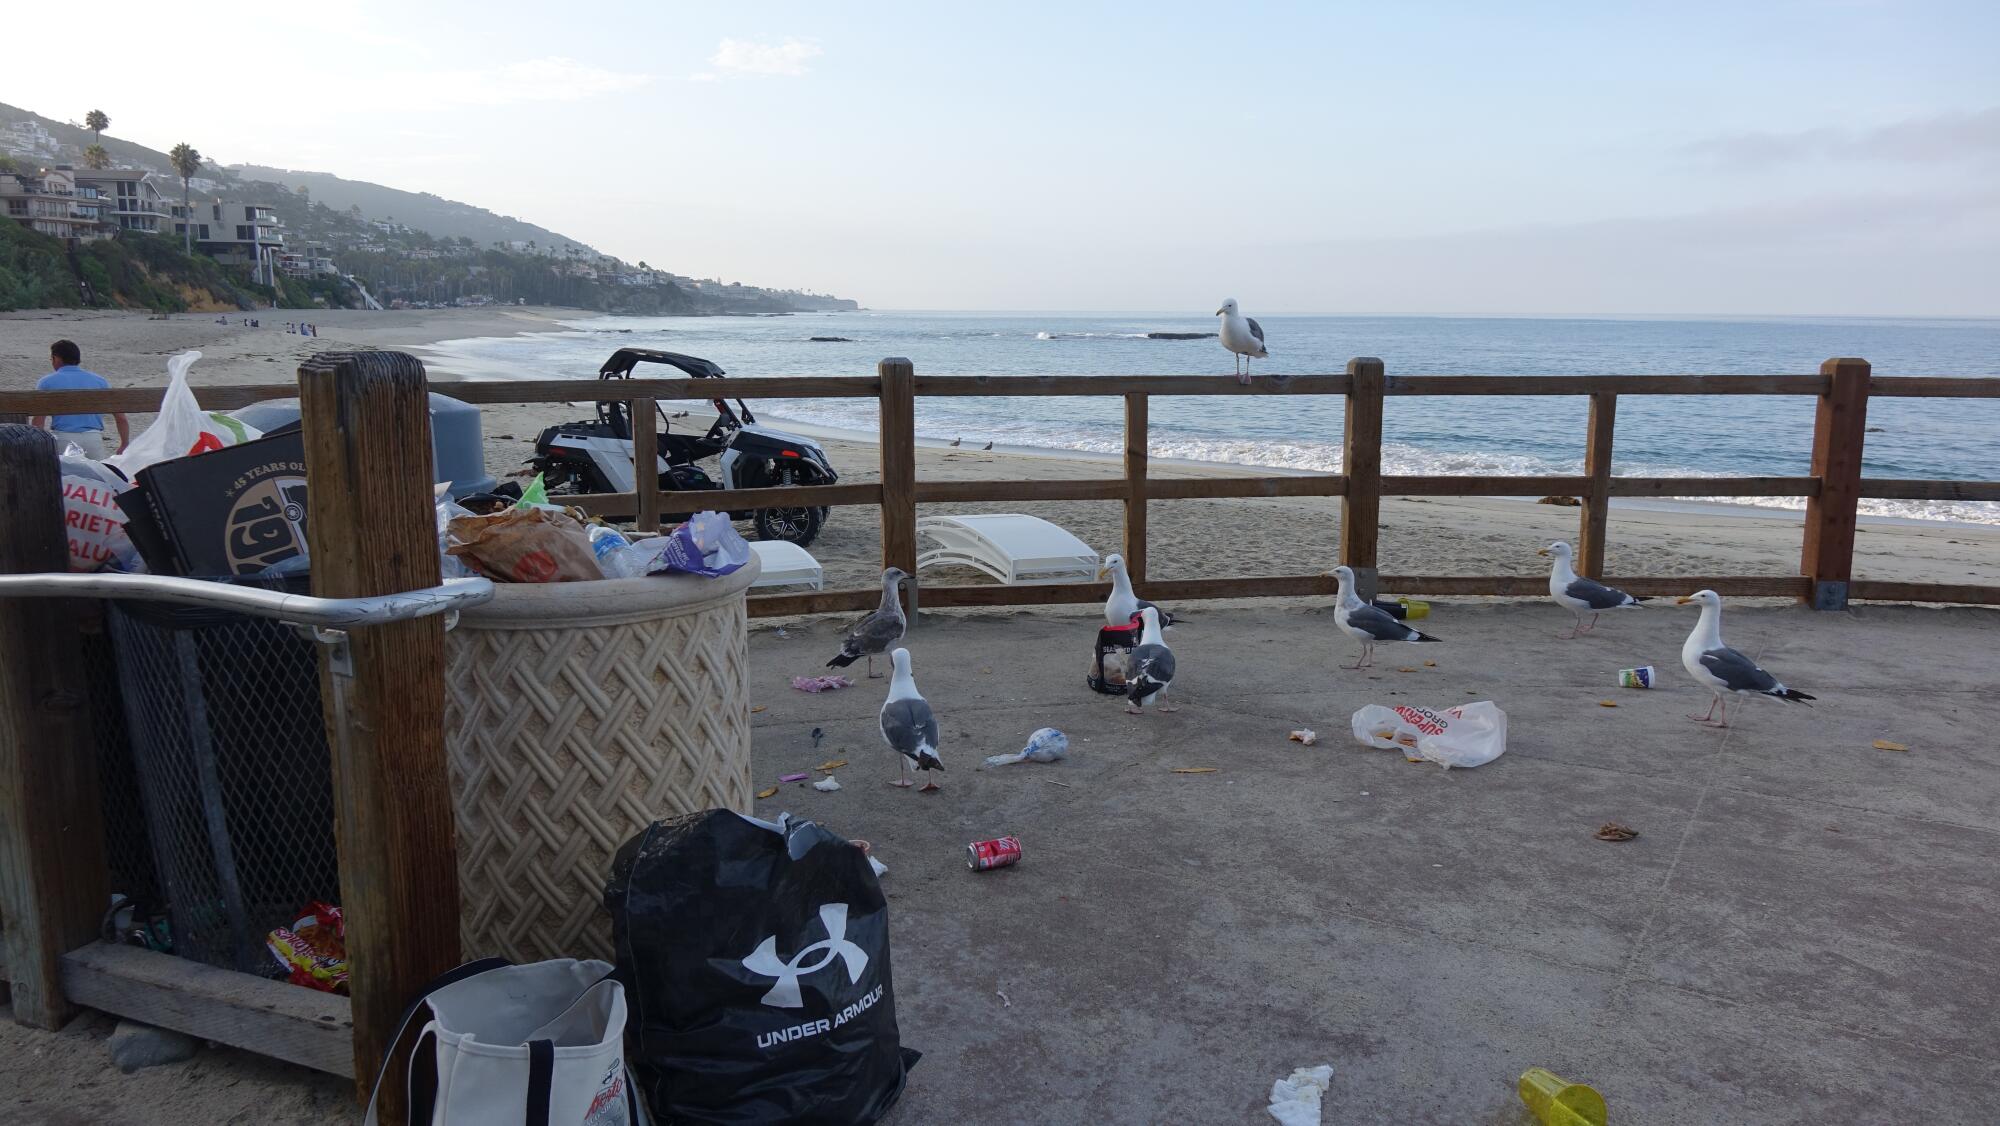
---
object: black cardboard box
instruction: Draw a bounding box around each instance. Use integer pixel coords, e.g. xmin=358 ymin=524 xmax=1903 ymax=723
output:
xmin=123 ymin=431 xmax=310 ymax=577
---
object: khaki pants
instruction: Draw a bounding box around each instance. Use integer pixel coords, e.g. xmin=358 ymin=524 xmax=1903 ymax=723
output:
xmin=53 ymin=429 xmax=108 ymax=460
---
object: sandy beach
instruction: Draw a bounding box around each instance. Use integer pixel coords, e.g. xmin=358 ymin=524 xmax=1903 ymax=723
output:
xmin=3 ymin=307 xmax=1995 ymax=593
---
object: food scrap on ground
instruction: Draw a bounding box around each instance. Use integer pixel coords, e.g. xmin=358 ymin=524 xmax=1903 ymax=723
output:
xmin=1171 ymin=767 xmax=1218 ymax=774
xmin=792 ymin=674 xmax=856 ymax=693
xmin=1873 ymin=739 xmax=1911 ymax=752
xmin=816 ymin=759 xmax=849 ymax=771
xmin=1594 ymin=822 xmax=1639 ymax=842
xmin=779 ymin=772 xmax=810 ymax=783
xmin=750 ymin=704 xmax=767 ymax=713
xmin=1598 ymin=699 xmax=1619 ymax=707
xmin=755 ymin=786 xmax=778 ymax=799
xmin=1289 ymin=728 xmax=1318 ymax=745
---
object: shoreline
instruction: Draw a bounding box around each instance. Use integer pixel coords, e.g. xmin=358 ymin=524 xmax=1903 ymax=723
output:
xmin=4 ymin=307 xmax=1997 ymax=596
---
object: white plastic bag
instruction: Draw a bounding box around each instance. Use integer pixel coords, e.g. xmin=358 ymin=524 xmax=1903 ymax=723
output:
xmin=59 ymin=444 xmax=140 ymax=573
xmin=107 ymin=351 xmax=261 ymax=476
xmin=1350 ymin=701 xmax=1508 ymax=770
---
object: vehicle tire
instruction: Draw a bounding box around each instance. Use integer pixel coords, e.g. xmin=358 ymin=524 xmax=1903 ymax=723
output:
xmin=753 ymin=465 xmax=824 ymax=547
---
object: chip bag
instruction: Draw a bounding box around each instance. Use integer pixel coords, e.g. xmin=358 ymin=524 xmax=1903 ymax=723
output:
xmin=266 ymin=901 xmax=348 ymax=994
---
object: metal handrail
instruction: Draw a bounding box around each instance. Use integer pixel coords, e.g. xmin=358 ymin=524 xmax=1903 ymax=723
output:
xmin=0 ymin=573 xmax=494 ymax=627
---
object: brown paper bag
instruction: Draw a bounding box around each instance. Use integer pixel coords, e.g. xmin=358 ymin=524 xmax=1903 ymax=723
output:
xmin=447 ymin=507 xmax=605 ymax=582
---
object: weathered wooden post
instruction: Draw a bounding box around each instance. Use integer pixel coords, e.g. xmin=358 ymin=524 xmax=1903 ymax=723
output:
xmin=1578 ymin=392 xmax=1618 ymax=577
xmin=1340 ymin=358 xmax=1385 ymax=600
xmin=878 ymin=358 xmax=918 ymax=585
xmin=0 ymin=424 xmax=108 ymax=1029
xmin=1123 ymin=393 xmax=1149 ymax=583
xmin=297 ymin=353 xmax=459 ymax=1117
xmin=631 ymin=395 xmax=661 ymax=533
xmin=1801 ymin=358 xmax=1871 ymax=610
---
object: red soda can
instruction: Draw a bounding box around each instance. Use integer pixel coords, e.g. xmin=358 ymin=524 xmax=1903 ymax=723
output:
xmin=966 ymin=836 xmax=1023 ymax=871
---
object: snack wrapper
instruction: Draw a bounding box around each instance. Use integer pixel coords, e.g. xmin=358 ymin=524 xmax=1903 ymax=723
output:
xmin=266 ymin=901 xmax=348 ymax=994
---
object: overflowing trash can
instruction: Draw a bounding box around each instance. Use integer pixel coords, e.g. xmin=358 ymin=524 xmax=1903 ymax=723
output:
xmin=445 ymin=559 xmax=761 ymax=963
xmin=102 ymin=574 xmax=339 ymax=975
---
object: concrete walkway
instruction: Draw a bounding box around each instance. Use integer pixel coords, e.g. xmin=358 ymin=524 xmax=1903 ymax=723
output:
xmin=749 ymin=600 xmax=2000 ymax=1125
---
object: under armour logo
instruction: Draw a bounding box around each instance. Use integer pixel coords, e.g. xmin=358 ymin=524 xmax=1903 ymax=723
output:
xmin=742 ymin=903 xmax=869 ymax=1009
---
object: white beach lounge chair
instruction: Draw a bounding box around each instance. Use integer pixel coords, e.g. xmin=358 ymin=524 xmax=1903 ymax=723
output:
xmin=915 ymin=514 xmax=1100 ymax=585
xmin=747 ymin=540 xmax=825 ymax=590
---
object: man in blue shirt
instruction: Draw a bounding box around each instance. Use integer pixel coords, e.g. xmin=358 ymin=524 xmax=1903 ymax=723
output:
xmin=30 ymin=340 xmax=129 ymax=461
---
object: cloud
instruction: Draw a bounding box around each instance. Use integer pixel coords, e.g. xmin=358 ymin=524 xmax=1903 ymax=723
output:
xmin=1685 ymin=107 xmax=2000 ymax=168
xmin=390 ymin=57 xmax=654 ymax=107
xmin=706 ymin=37 xmax=823 ymax=78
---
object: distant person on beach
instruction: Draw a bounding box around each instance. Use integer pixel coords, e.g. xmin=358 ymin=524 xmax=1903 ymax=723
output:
xmin=30 ymin=340 xmax=129 ymax=460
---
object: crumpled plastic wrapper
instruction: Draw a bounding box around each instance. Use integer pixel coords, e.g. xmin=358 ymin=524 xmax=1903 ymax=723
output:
xmin=266 ymin=901 xmax=348 ymax=994
xmin=984 ymin=727 xmax=1068 ymax=767
xmin=1268 ymin=1064 xmax=1334 ymax=1126
xmin=792 ymin=674 xmax=855 ymax=693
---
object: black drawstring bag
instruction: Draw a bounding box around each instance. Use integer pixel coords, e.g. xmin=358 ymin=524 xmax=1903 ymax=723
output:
xmin=606 ymin=810 xmax=918 ymax=1124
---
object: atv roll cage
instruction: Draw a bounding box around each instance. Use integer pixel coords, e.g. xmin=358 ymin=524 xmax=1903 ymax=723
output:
xmin=596 ymin=349 xmax=758 ymax=444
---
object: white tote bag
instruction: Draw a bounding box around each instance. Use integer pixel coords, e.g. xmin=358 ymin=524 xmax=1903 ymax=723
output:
xmin=366 ymin=958 xmax=647 ymax=1126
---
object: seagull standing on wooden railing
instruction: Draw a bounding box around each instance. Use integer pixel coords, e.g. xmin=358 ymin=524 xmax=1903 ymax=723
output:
xmin=1216 ymin=297 xmax=1268 ymax=384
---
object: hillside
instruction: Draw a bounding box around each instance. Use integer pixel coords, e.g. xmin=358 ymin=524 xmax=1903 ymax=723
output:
xmin=1 ymin=100 xmax=858 ymax=313
xmin=230 ymin=165 xmax=592 ymax=256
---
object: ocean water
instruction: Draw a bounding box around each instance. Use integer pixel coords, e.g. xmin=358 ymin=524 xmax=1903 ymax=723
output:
xmin=421 ymin=311 xmax=2000 ymax=525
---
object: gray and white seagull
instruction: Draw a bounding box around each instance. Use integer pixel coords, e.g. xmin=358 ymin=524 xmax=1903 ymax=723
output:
xmin=879 ymin=647 xmax=944 ymax=790
xmin=825 ymin=567 xmax=910 ymax=678
xmin=1538 ymin=540 xmax=1648 ymax=639
xmin=1329 ymin=565 xmax=1441 ymax=669
xmin=1677 ymin=589 xmax=1815 ymax=728
xmin=1216 ymin=298 xmax=1267 ymax=384
xmin=1123 ymin=607 xmax=1178 ymax=714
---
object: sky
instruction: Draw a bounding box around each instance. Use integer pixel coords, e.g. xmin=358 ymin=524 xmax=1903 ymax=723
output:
xmin=7 ymin=1 xmax=1997 ymax=314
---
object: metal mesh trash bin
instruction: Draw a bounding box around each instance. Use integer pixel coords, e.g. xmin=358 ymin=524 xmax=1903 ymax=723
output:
xmin=104 ymin=575 xmax=338 ymax=975
xmin=445 ymin=560 xmax=759 ymax=963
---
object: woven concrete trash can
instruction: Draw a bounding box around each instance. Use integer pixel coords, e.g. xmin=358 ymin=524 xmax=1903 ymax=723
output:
xmin=444 ymin=558 xmax=760 ymax=962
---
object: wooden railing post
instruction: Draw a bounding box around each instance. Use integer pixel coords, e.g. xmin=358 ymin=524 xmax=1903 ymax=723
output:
xmin=1340 ymin=358 xmax=1385 ymax=600
xmin=298 ymin=352 xmax=459 ymax=1116
xmin=1123 ymin=393 xmax=1148 ymax=583
xmin=1801 ymin=358 xmax=1871 ymax=610
xmin=1578 ymin=392 xmax=1617 ymax=577
xmin=878 ymin=359 xmax=918 ymax=613
xmin=630 ymin=395 xmax=661 ymax=533
xmin=0 ymin=424 xmax=108 ymax=1030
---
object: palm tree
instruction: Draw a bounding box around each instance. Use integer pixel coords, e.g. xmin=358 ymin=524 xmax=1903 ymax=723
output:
xmin=167 ymin=143 xmax=202 ymax=254
xmin=82 ymin=144 xmax=111 ymax=170
xmin=85 ymin=109 xmax=109 ymax=144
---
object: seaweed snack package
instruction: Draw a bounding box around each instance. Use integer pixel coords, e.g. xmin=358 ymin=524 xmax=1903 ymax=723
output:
xmin=60 ymin=445 xmax=141 ymax=573
xmin=607 ymin=811 xmax=919 ymax=1124
xmin=446 ymin=506 xmax=604 ymax=583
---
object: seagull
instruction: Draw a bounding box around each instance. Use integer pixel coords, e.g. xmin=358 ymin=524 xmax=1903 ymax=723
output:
xmin=1216 ymin=298 xmax=1268 ymax=385
xmin=1538 ymin=540 xmax=1647 ymax=639
xmin=1328 ymin=565 xmax=1440 ymax=669
xmin=879 ymin=647 xmax=943 ymax=790
xmin=980 ymin=441 xmax=993 ymax=451
xmin=1098 ymin=553 xmax=1173 ymax=629
xmin=949 ymin=437 xmax=962 ymax=447
xmin=1676 ymin=590 xmax=1815 ymax=727
xmin=1124 ymin=608 xmax=1178 ymax=714
xmin=826 ymin=567 xmax=910 ymax=678
xmin=671 ymin=410 xmax=689 ymax=419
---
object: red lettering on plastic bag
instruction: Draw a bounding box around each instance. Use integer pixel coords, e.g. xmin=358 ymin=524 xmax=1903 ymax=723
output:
xmin=514 ymin=549 xmax=559 ymax=583
xmin=188 ymin=432 xmax=225 ymax=456
xmin=1392 ymin=705 xmax=1450 ymax=735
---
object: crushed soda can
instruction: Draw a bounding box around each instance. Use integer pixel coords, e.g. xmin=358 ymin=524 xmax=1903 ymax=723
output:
xmin=966 ymin=836 xmax=1023 ymax=871
xmin=1617 ymin=665 xmax=1656 ymax=689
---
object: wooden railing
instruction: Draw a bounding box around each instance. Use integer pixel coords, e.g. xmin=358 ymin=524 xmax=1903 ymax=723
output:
xmin=3 ymin=353 xmax=1998 ymax=1120
xmin=6 ymin=357 xmax=2000 ymax=614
